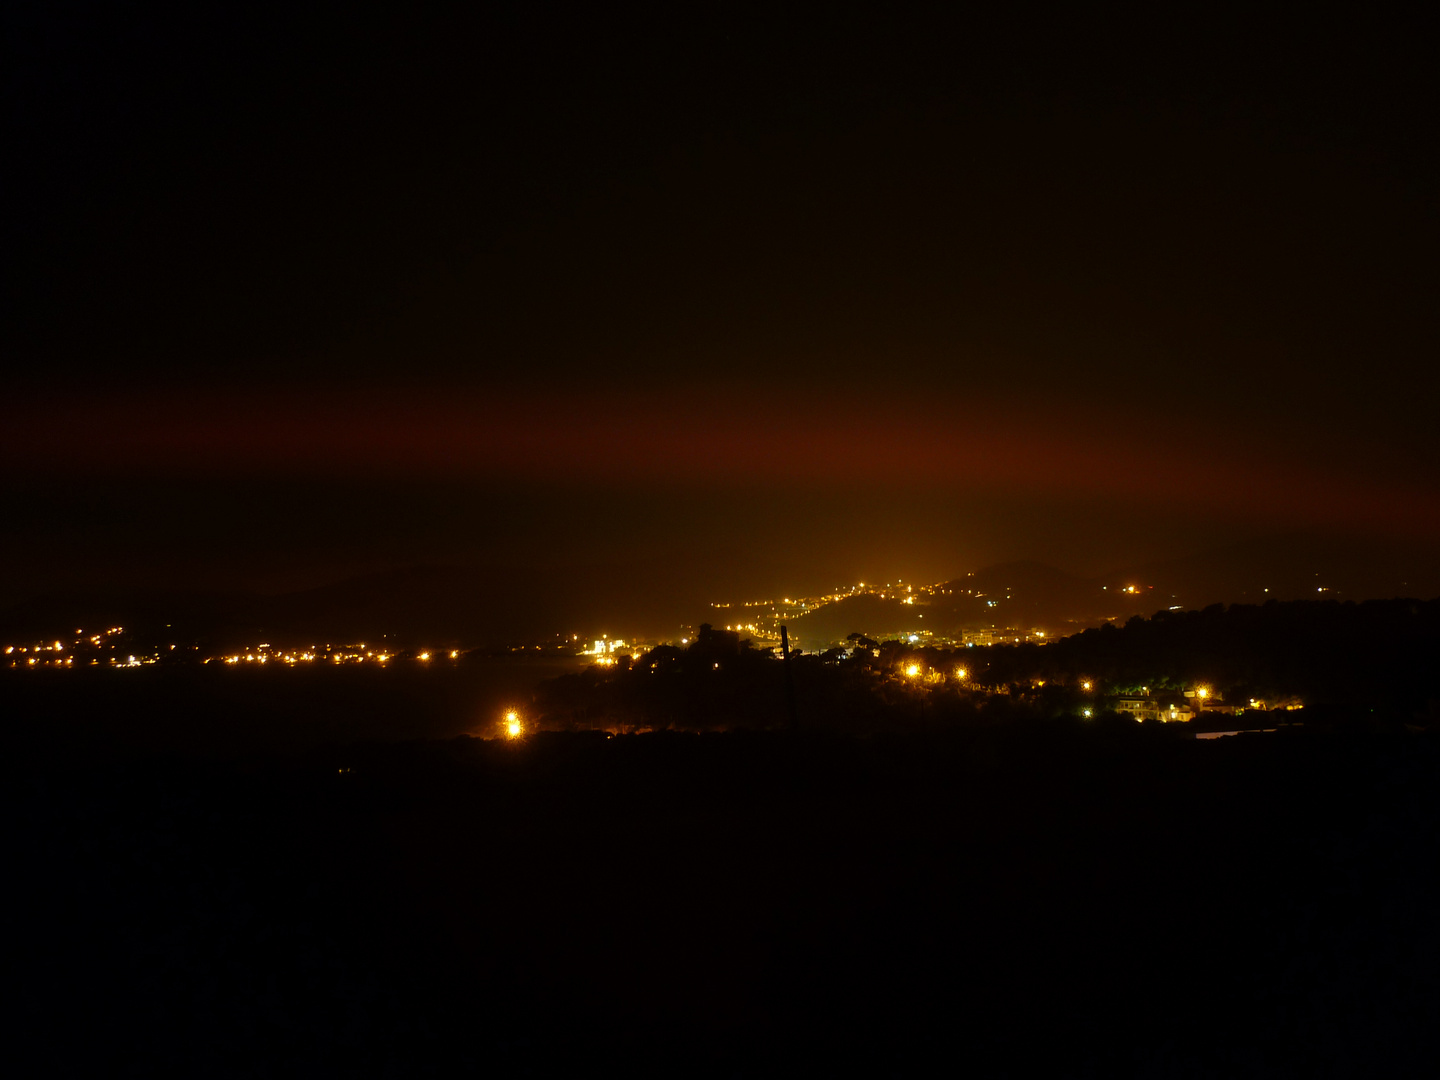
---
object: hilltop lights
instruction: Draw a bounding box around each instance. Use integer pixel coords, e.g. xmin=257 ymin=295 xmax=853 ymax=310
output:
xmin=904 ymin=663 xmax=921 ymax=678
xmin=504 ymin=710 xmax=523 ymax=739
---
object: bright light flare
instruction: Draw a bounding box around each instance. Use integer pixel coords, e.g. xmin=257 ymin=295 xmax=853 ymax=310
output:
xmin=955 ymin=667 xmax=967 ymax=679
xmin=504 ymin=710 xmax=522 ymax=738
xmin=905 ymin=663 xmax=921 ymax=678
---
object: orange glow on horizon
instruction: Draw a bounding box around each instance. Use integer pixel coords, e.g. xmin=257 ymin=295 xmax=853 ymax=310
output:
xmin=3 ymin=387 xmax=1436 ymax=538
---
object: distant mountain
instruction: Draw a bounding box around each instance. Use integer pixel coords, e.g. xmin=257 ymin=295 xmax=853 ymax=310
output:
xmin=4 ymin=533 xmax=1435 ymax=650
xmin=785 ymin=536 xmax=1440 ymax=647
xmin=788 ymin=561 xmax=1100 ymax=647
xmin=0 ymin=588 xmax=261 ymax=641
xmin=0 ymin=561 xmax=715 ymax=648
xmin=215 ymin=563 xmax=705 ymax=646
xmin=1104 ymin=533 xmax=1440 ymax=609
xmin=783 ymin=593 xmax=924 ymax=647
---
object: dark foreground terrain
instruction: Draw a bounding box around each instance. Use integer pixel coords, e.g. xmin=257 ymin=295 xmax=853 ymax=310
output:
xmin=10 ymin=701 xmax=1440 ymax=1076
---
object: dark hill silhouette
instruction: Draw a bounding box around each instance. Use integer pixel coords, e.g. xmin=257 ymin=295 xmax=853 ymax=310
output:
xmin=937 ymin=559 xmax=1097 ymax=630
xmin=790 ymin=560 xmax=1115 ymax=645
xmin=963 ymin=559 xmax=1090 ymax=597
xmin=1105 ymin=532 xmax=1440 ymax=610
xmin=787 ymin=536 xmax=1440 ymax=646
xmin=0 ymin=588 xmax=261 ymax=641
xmin=247 ymin=563 xmax=710 ymax=645
xmin=787 ymin=593 xmax=927 ymax=647
xmin=5 ymin=533 xmax=1435 ymax=650
xmin=2 ymin=561 xmax=716 ymax=648
xmin=966 ymin=597 xmax=1440 ymax=716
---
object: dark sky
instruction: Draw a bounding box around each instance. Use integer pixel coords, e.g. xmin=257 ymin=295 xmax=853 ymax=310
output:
xmin=4 ymin=3 xmax=1437 ymax=613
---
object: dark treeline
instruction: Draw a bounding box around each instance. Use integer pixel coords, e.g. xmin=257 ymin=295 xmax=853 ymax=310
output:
xmin=975 ymin=598 xmax=1440 ymax=711
xmin=536 ymin=599 xmax=1440 ymax=733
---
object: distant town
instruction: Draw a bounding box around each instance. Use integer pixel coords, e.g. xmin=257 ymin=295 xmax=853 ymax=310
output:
xmin=0 ymin=573 xmax=1143 ymax=671
xmin=707 ymin=577 xmax=1057 ymax=649
xmin=8 ymin=575 xmax=1370 ymax=740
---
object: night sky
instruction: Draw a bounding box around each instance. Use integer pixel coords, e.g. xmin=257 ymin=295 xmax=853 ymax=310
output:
xmin=5 ymin=4 xmax=1437 ymax=615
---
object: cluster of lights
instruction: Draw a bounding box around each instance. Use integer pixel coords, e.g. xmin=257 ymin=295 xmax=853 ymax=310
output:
xmin=876 ymin=659 xmax=1237 ymax=725
xmin=220 ymin=645 xmax=377 ymax=665
xmin=4 ymin=629 xmax=508 ymax=672
xmin=717 ymin=580 xmax=946 ymax=638
xmin=707 ymin=579 xmax=1060 ymax=654
xmin=9 ymin=606 xmax=1242 ymax=735
xmin=5 ymin=627 xmax=126 ymax=668
xmin=581 ymin=635 xmax=632 ymax=658
xmin=211 ymin=643 xmax=470 ymax=666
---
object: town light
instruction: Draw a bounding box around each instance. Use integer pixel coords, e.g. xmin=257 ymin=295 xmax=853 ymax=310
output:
xmin=905 ymin=663 xmax=921 ymax=678
xmin=955 ymin=667 xmax=967 ymax=679
xmin=1082 ymin=680 xmax=1092 ymax=691
xmin=504 ymin=710 xmax=523 ymax=738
